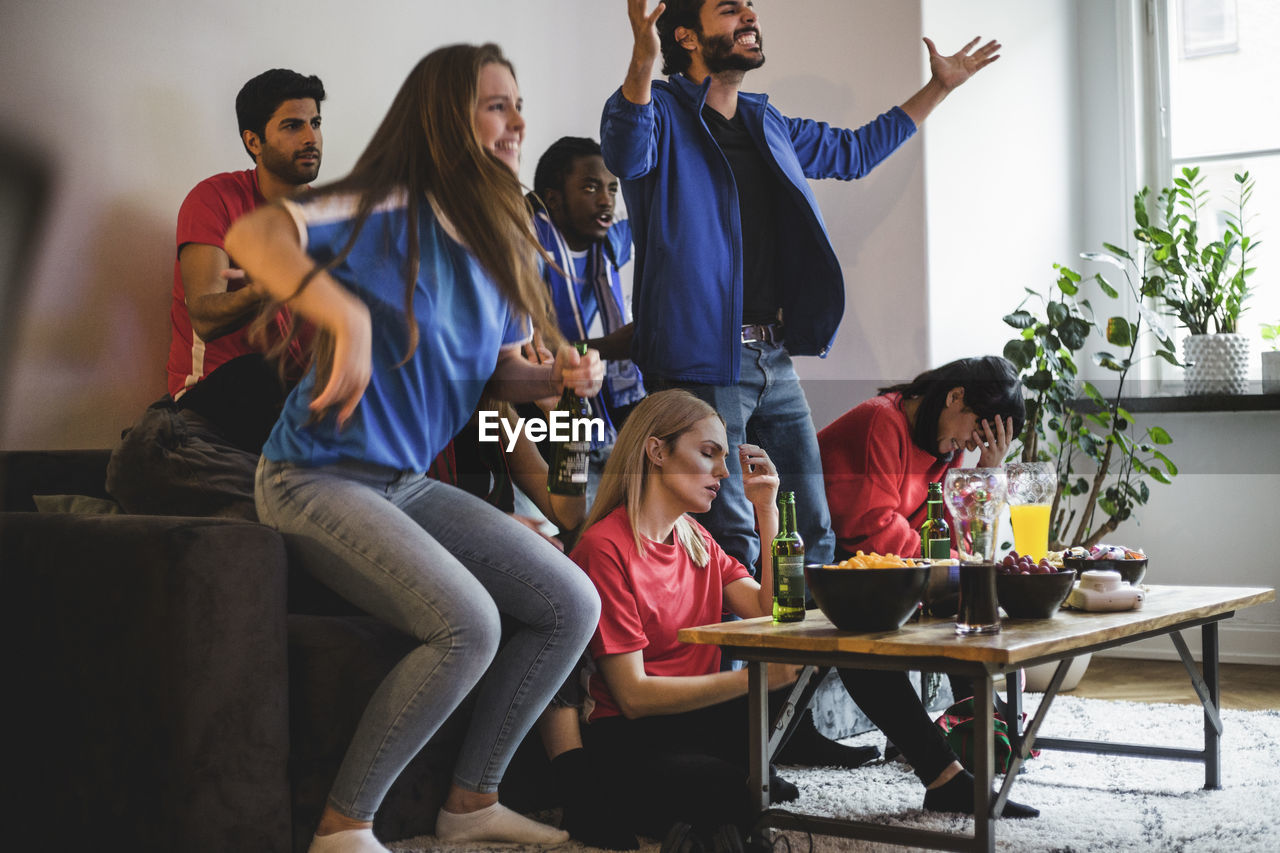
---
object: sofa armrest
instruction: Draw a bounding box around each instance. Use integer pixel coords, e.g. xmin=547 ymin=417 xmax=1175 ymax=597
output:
xmin=1 ymin=512 xmax=292 ymax=852
xmin=0 ymin=449 xmax=113 ymax=510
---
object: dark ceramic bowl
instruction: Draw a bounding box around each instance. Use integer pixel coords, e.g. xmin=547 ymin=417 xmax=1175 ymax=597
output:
xmin=996 ymin=570 xmax=1076 ymax=619
xmin=1064 ymin=557 xmax=1148 ymax=585
xmin=805 ymin=564 xmax=928 ymax=632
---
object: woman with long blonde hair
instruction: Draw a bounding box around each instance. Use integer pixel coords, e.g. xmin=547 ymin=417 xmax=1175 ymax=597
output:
xmin=227 ymin=44 xmax=601 ymax=853
xmin=570 ymin=389 xmax=1038 ymax=849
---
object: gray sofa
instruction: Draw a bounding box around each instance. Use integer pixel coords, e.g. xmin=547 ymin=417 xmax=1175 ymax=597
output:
xmin=0 ymin=450 xmax=550 ymax=853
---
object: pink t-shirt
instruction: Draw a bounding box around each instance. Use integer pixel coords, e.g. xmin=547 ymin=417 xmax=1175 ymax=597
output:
xmin=571 ymin=505 xmax=751 ymax=722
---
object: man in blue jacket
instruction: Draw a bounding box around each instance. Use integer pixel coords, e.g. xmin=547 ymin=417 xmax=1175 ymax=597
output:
xmin=601 ymin=0 xmax=1000 ymax=570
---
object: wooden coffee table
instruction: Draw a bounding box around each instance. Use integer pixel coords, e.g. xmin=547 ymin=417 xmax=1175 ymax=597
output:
xmin=678 ymin=585 xmax=1275 ymax=852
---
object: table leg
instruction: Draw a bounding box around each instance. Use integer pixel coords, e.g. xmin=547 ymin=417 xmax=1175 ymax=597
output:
xmin=973 ymin=670 xmax=995 ymax=853
xmin=748 ymin=660 xmax=769 ymax=814
xmin=1203 ymin=622 xmax=1221 ymax=790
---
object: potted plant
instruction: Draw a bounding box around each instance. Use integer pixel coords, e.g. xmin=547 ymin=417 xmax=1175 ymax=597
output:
xmin=1262 ymin=322 xmax=1280 ymax=394
xmin=1002 ymin=244 xmax=1181 ymax=695
xmin=1003 ymin=255 xmax=1179 ymax=551
xmin=1138 ymin=168 xmax=1260 ymax=395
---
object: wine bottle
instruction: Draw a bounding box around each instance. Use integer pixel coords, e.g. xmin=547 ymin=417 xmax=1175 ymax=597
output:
xmin=771 ymin=491 xmax=806 ymax=623
xmin=547 ymin=342 xmax=591 ymax=497
xmin=919 ymin=481 xmax=951 ymax=560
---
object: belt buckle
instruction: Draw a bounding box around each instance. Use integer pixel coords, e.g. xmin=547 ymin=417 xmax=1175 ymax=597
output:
xmin=742 ymin=323 xmax=778 ymax=344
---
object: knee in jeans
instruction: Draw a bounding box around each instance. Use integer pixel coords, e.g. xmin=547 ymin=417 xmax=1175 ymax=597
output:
xmin=428 ymin=597 xmax=502 ymax=664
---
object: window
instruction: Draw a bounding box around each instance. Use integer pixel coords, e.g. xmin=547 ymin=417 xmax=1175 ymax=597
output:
xmin=1153 ymin=0 xmax=1279 ymax=369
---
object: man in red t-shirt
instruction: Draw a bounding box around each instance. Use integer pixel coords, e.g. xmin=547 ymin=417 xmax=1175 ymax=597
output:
xmin=106 ymin=69 xmax=325 ymax=519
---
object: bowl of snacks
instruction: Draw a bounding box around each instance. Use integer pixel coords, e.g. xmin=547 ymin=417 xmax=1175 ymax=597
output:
xmin=1063 ymin=544 xmax=1148 ymax=585
xmin=995 ymin=551 xmax=1076 ymax=618
xmin=805 ymin=553 xmax=928 ymax=632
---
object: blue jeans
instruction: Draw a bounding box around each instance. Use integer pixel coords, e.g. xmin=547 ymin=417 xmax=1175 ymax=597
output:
xmin=255 ymin=457 xmax=600 ymax=820
xmin=655 ymin=342 xmax=836 ymax=571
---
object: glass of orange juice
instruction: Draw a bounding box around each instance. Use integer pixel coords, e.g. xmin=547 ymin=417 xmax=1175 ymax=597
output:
xmin=1005 ymin=462 xmax=1055 ymax=561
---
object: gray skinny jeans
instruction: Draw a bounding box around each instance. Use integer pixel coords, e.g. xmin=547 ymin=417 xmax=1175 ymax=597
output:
xmin=256 ymin=457 xmax=600 ymax=821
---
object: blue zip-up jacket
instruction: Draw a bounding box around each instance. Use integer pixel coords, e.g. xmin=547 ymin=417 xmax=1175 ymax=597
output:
xmin=601 ymin=73 xmax=916 ymax=385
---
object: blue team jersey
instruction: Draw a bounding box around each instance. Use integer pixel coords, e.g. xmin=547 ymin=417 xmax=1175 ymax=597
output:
xmin=263 ymin=191 xmax=529 ymax=472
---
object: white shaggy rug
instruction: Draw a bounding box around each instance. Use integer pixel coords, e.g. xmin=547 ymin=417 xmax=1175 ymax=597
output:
xmin=390 ymin=695 xmax=1280 ymax=853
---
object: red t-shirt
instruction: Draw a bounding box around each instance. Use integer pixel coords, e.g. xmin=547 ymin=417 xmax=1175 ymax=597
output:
xmin=570 ymin=505 xmax=752 ymax=722
xmin=817 ymin=393 xmax=962 ymax=559
xmin=165 ymin=169 xmax=302 ymax=399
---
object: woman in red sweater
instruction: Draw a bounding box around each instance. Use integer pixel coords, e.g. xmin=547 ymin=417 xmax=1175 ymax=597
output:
xmin=818 ymin=356 xmax=1025 ymax=560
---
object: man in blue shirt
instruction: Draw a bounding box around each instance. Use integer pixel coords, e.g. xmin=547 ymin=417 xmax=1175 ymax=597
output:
xmin=602 ymin=0 xmax=1001 ymax=571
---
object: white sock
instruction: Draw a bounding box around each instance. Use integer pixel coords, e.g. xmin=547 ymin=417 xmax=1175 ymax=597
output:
xmin=435 ymin=802 xmax=569 ymax=845
xmin=308 ymin=828 xmax=390 ymax=853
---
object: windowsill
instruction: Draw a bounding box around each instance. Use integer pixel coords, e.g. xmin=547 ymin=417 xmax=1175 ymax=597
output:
xmin=1071 ymin=385 xmax=1280 ymax=414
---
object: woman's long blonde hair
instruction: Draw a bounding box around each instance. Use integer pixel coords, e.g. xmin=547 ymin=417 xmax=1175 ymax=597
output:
xmin=583 ymin=389 xmax=723 ymax=566
xmin=255 ymin=43 xmax=560 ymax=394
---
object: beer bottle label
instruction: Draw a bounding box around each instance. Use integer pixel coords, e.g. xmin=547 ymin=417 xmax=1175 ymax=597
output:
xmin=924 ymin=537 xmax=950 ymax=561
xmin=775 ymin=555 xmax=805 ymax=597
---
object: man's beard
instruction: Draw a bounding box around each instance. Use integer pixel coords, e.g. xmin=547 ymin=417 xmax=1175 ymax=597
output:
xmin=259 ymin=144 xmax=321 ymax=186
xmin=699 ymin=31 xmax=766 ymax=74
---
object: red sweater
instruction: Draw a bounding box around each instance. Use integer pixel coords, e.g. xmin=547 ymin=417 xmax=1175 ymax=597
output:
xmin=817 ymin=393 xmax=961 ymax=559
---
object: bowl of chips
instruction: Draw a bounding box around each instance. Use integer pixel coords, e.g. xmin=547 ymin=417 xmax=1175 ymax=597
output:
xmin=805 ymin=552 xmax=928 ymax=632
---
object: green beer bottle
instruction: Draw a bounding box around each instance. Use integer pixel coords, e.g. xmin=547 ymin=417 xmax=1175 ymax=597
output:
xmin=772 ymin=491 xmax=806 ymax=622
xmin=547 ymin=341 xmax=591 ymax=497
xmin=919 ymin=481 xmax=951 ymax=560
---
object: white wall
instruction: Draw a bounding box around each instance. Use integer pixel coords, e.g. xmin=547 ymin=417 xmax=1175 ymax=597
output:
xmin=921 ymin=0 xmax=1083 ymax=370
xmin=0 ymin=0 xmax=630 ymax=447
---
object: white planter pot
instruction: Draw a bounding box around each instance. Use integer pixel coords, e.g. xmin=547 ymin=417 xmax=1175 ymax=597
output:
xmin=1263 ymin=350 xmax=1280 ymax=395
xmin=1024 ymin=653 xmax=1092 ymax=693
xmin=1183 ymin=333 xmax=1250 ymax=395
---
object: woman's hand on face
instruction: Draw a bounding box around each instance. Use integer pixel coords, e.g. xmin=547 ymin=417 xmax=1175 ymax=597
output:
xmin=552 ymin=343 xmax=604 ymax=397
xmin=740 ymin=444 xmax=780 ymax=515
xmin=309 ymin=297 xmax=373 ymax=427
xmin=974 ymin=414 xmax=1014 ymax=467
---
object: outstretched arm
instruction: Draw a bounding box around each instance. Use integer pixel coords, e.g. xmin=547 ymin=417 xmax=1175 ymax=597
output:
xmin=621 ymin=0 xmax=666 ymax=105
xmin=224 ymin=205 xmax=371 ymax=425
xmin=900 ymin=36 xmax=1001 ymax=126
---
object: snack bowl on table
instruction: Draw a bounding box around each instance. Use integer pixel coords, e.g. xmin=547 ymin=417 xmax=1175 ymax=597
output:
xmin=1063 ymin=556 xmax=1148 ymax=585
xmin=996 ymin=569 xmax=1076 ymax=619
xmin=805 ymin=562 xmax=928 ymax=632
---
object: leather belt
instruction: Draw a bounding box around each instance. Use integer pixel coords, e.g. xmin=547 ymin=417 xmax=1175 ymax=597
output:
xmin=741 ymin=322 xmax=783 ymax=344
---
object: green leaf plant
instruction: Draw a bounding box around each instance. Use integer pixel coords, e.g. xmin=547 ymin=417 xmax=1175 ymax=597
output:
xmin=1004 ymin=241 xmax=1180 ymax=550
xmin=1261 ymin=322 xmax=1279 ymax=352
xmin=1141 ymin=167 xmax=1259 ymax=336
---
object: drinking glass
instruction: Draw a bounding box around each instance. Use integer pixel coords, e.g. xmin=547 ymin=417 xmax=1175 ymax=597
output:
xmin=942 ymin=467 xmax=1008 ymax=564
xmin=1005 ymin=461 xmax=1056 ymax=561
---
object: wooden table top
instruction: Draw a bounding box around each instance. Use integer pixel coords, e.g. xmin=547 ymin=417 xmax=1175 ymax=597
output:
xmin=677 ymin=585 xmax=1275 ymax=666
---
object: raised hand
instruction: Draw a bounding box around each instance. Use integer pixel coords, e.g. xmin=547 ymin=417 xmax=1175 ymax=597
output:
xmin=923 ymin=36 xmax=1001 ymax=92
xmin=623 ymin=0 xmax=667 ymax=104
xmin=629 ymin=0 xmax=666 ymax=65
xmin=740 ymin=443 xmax=780 ymax=516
